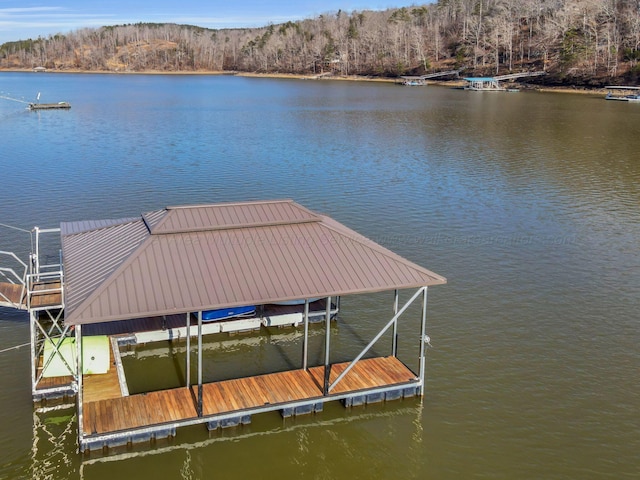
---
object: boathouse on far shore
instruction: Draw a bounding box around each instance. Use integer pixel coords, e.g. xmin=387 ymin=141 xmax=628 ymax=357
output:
xmin=0 ymin=199 xmax=446 ymax=451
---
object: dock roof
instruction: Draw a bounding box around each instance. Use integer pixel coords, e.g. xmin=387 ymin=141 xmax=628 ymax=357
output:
xmin=61 ymin=200 xmax=446 ymax=325
xmin=463 ymin=77 xmax=496 ymax=81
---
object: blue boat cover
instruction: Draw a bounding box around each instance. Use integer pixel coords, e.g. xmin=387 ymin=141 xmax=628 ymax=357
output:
xmin=201 ymin=305 xmax=256 ymax=322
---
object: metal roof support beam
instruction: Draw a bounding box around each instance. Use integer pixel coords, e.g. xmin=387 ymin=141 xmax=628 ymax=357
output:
xmin=197 ymin=311 xmax=203 ymax=417
xmin=302 ymin=299 xmax=310 ymax=371
xmin=33 ymin=227 xmax=40 ymax=280
xmin=76 ymin=324 xmax=84 ymax=446
xmin=323 ymin=296 xmax=331 ymax=395
xmin=392 ymin=289 xmax=399 ymax=357
xmin=185 ymin=312 xmax=191 ymax=388
xmin=418 ymin=287 xmax=429 ymax=395
xmin=29 ymin=309 xmax=37 ymax=396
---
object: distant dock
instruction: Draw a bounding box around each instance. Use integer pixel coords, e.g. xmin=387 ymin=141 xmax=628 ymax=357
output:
xmin=29 ymin=102 xmax=71 ymax=110
xmin=463 ymin=71 xmax=546 ymax=91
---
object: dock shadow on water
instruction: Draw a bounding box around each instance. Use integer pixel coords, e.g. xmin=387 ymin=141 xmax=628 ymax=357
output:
xmin=69 ymin=398 xmax=425 ymax=479
xmin=24 ymin=391 xmax=425 ymax=480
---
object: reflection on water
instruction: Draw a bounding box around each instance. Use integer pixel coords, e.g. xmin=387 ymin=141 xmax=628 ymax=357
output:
xmin=30 ymin=404 xmax=78 ymax=480
xmin=28 ymin=391 xmax=425 ymax=480
xmin=77 ymin=400 xmax=424 ymax=479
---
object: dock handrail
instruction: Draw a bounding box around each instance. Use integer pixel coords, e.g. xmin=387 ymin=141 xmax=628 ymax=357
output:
xmin=493 ymin=71 xmax=546 ymax=81
xmin=0 ymin=250 xmax=28 ymax=308
xmin=26 ymin=268 xmax=64 ymax=309
xmin=420 ymin=69 xmax=461 ymax=79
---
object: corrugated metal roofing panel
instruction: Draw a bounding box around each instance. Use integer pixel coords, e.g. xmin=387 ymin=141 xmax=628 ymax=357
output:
xmin=62 ymin=220 xmax=149 ymax=316
xmin=148 ymin=199 xmax=320 ymax=234
xmin=63 ymin=200 xmax=446 ymax=325
xmin=61 ymin=217 xmax=140 ymax=236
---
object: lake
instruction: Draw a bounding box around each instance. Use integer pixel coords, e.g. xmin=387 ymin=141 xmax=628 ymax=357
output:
xmin=0 ymin=72 xmax=639 ymax=479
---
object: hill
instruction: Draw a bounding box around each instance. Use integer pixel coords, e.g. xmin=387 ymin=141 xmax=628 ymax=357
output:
xmin=1 ymin=2 xmax=640 ymax=86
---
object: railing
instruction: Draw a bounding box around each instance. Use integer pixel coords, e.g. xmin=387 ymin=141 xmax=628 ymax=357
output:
xmin=327 ymin=287 xmax=426 ymax=393
xmin=0 ymin=250 xmax=28 ymax=308
xmin=26 ymin=268 xmax=64 ymax=310
xmin=494 ymin=71 xmax=546 ymax=81
xmin=27 ymin=227 xmax=64 ymax=309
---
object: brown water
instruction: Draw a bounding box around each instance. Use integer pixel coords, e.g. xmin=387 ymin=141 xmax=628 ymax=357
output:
xmin=0 ymin=74 xmax=639 ymax=479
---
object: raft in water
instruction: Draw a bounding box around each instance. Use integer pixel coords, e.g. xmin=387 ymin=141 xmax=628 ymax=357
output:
xmin=29 ymin=102 xmax=71 ymax=110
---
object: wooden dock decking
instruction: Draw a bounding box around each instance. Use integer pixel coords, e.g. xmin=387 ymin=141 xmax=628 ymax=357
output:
xmin=29 ymin=280 xmax=63 ymax=309
xmin=0 ymin=280 xmax=62 ymax=309
xmin=83 ymin=387 xmax=197 ymax=435
xmin=0 ymin=281 xmax=26 ymax=308
xmin=83 ymin=341 xmax=122 ymax=403
xmin=81 ymin=356 xmax=418 ymax=440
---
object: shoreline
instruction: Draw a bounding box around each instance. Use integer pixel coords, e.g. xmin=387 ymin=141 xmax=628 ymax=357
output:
xmin=0 ymin=67 xmax=609 ymax=95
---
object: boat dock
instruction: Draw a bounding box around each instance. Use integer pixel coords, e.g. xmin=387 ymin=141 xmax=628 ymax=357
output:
xmin=398 ymin=70 xmax=460 ymax=86
xmin=463 ymin=71 xmax=546 ymax=91
xmin=81 ymin=353 xmax=418 ymax=449
xmin=0 ymin=200 xmax=446 ymax=452
xmin=605 ymin=85 xmax=640 ymax=101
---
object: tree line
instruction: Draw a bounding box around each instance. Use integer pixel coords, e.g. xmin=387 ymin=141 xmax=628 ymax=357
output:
xmin=1 ymin=0 xmax=640 ymax=85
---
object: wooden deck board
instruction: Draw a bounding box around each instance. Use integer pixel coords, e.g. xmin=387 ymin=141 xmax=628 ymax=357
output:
xmin=82 ymin=357 xmax=417 ymax=437
xmin=29 ymin=281 xmax=63 ymax=308
xmin=82 ymin=342 xmax=122 ymax=403
xmin=35 ymin=374 xmax=74 ymax=390
xmin=308 ymin=357 xmax=417 ymax=394
xmin=0 ymin=281 xmax=25 ymax=306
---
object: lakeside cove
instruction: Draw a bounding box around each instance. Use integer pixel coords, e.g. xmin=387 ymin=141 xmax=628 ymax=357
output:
xmin=0 ymin=72 xmax=638 ymax=478
xmin=0 ymin=67 xmax=619 ymax=96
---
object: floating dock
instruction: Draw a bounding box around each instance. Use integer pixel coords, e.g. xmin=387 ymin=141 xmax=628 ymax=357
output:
xmin=463 ymin=71 xmax=546 ymax=91
xmin=398 ymin=70 xmax=461 ymax=86
xmin=29 ymin=102 xmax=71 ymax=110
xmin=0 ymin=200 xmax=446 ymax=452
xmin=605 ymin=85 xmax=640 ymax=101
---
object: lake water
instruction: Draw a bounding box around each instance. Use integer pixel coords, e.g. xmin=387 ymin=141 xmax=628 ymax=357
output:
xmin=0 ymin=73 xmax=639 ymax=479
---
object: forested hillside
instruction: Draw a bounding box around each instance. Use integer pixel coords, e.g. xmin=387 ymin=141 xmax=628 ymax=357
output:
xmin=2 ymin=0 xmax=640 ymax=85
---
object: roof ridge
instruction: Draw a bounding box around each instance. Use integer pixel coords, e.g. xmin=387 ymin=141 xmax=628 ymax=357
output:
xmin=166 ymin=198 xmax=294 ymax=210
xmin=142 ymin=208 xmax=169 ymax=234
xmin=146 ymin=199 xmax=320 ymax=235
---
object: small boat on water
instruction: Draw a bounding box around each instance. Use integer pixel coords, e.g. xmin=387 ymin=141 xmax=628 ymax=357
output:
xmin=29 ymin=101 xmax=71 ymax=110
xmin=605 ymin=86 xmax=640 ymax=102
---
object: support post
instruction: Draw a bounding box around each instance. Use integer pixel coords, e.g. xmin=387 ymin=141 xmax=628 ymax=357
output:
xmin=197 ymin=311 xmax=203 ymax=416
xmin=418 ymin=287 xmax=429 ymax=395
xmin=33 ymin=227 xmax=40 ymax=280
xmin=392 ymin=289 xmax=399 ymax=356
xmin=186 ymin=312 xmax=191 ymax=388
xmin=29 ymin=309 xmax=37 ymax=396
xmin=76 ymin=324 xmax=83 ymax=444
xmin=323 ymin=296 xmax=331 ymax=395
xmin=302 ymin=299 xmax=309 ymax=370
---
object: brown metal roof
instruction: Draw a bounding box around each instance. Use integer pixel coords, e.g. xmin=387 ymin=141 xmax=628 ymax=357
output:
xmin=62 ymin=200 xmax=446 ymax=325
